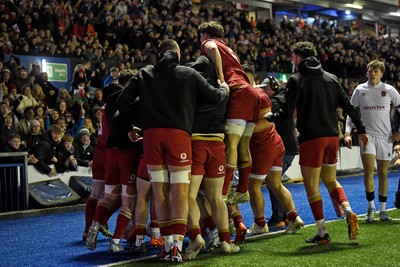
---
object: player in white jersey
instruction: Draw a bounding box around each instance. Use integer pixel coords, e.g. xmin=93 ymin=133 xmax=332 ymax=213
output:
xmin=344 ymin=60 xmax=400 ymax=222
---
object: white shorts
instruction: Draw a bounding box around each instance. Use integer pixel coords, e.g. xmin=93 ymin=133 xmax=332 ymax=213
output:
xmin=360 ymin=135 xmax=392 ymax=161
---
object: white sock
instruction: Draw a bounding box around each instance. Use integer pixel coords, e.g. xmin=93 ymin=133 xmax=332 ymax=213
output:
xmin=368 ymin=200 xmax=375 ymax=209
xmin=152 ymin=227 xmax=161 ymax=239
xmin=112 ymin=238 xmax=120 ymax=244
xmin=316 ymin=219 xmax=327 ymax=237
xmin=173 ymin=235 xmax=184 ymax=251
xmin=379 ymin=202 xmax=386 ymax=212
xmin=341 ymin=201 xmax=353 ymax=215
xmin=163 ymin=235 xmax=173 ymax=252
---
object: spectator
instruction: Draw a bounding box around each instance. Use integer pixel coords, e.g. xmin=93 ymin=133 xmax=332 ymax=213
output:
xmin=55 ymin=134 xmax=78 ymax=173
xmin=36 ymin=72 xmax=58 ymax=109
xmin=32 ymin=84 xmax=47 ymax=107
xmin=90 ymin=88 xmax=104 ymax=111
xmin=56 ymin=88 xmax=73 ymax=109
xmin=15 ymin=85 xmax=38 ymax=117
xmin=14 ymin=67 xmax=29 ymax=93
xmin=0 ymin=113 xmax=18 ymax=149
xmin=1 ymin=131 xmax=23 ymax=152
xmin=31 ymin=124 xmax=64 ymax=176
xmin=25 ymin=119 xmax=42 ymax=153
xmin=103 ymin=67 xmax=119 ymax=87
xmin=17 ymin=106 xmax=35 ymax=141
xmin=73 ymin=127 xmax=94 ymax=168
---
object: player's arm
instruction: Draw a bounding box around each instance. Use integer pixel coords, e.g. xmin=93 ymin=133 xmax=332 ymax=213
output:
xmin=203 ymin=41 xmax=225 ymax=83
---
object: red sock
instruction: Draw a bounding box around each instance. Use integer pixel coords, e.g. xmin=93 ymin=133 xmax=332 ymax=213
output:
xmin=254 ymin=216 xmax=266 ymax=227
xmin=171 ymin=222 xmax=187 ymax=236
xmin=150 ymin=220 xmax=159 ymax=228
xmin=286 ymin=210 xmax=298 ymax=221
xmin=159 ymin=223 xmax=173 ymax=236
xmin=218 ymin=230 xmax=231 ymax=243
xmin=222 ymin=166 xmax=235 ymax=195
xmin=93 ymin=202 xmax=110 ymax=224
xmin=84 ymin=196 xmax=98 ymax=232
xmin=134 ymin=225 xmax=147 ymax=236
xmin=187 ymin=227 xmax=201 ymax=241
xmin=237 ymin=162 xmax=251 ymax=193
xmin=232 ymin=212 xmax=243 ymax=228
xmin=102 ymin=197 xmax=122 ymax=225
xmin=330 ymin=187 xmax=348 ymax=205
xmin=308 ymin=195 xmax=324 ymax=221
xmin=113 ymin=210 xmax=132 ymax=239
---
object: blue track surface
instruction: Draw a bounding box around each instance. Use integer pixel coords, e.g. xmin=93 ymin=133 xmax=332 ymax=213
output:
xmin=1 ymin=172 xmax=399 ymax=267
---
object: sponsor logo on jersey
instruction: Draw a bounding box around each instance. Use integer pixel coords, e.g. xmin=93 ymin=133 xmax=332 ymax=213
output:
xmin=217 ymin=165 xmax=225 ymax=175
xmin=362 ymin=106 xmax=385 ymax=110
xmin=179 ymin=152 xmax=189 ymax=163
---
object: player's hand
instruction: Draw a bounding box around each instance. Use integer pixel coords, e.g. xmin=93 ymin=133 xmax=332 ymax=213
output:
xmin=343 ymin=133 xmax=352 ymax=149
xmin=128 ymin=127 xmax=142 ymax=142
xmin=358 ymin=133 xmax=369 ymax=147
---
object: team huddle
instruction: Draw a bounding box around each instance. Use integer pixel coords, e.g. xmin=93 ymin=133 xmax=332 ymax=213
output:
xmin=82 ymin=21 xmax=400 ymax=263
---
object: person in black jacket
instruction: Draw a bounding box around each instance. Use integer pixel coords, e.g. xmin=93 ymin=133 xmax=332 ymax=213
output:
xmin=55 ymin=134 xmax=77 ymax=173
xmin=31 ymin=124 xmax=63 ymax=176
xmin=266 ymin=41 xmax=369 ymax=244
xmin=73 ymin=127 xmax=94 ymax=168
xmin=256 ymin=77 xmax=299 ymax=229
xmin=118 ymin=39 xmax=229 ymax=262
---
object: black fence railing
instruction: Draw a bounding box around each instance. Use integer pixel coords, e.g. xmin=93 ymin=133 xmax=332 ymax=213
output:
xmin=0 ymin=152 xmax=29 ymax=212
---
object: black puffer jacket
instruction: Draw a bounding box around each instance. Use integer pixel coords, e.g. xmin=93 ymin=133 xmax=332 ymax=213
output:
xmin=31 ymin=131 xmax=59 ymax=174
xmin=135 ymin=51 xmax=229 ymax=133
xmin=270 ymin=87 xmax=298 ymax=155
xmin=188 ymin=55 xmax=229 ymax=134
xmin=270 ymin=57 xmax=365 ymax=144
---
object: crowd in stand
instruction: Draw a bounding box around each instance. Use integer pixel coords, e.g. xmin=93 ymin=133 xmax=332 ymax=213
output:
xmin=0 ymin=0 xmax=399 ymax=170
xmin=0 ymin=0 xmax=399 ymax=85
xmin=0 ymin=0 xmax=399 ymax=171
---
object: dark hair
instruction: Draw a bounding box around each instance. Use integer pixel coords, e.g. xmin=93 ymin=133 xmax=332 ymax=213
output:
xmin=198 ymin=21 xmax=224 ymax=38
xmin=158 ymin=39 xmax=179 ymax=58
xmin=8 ymin=131 xmax=21 ymax=140
xmin=291 ymin=41 xmax=317 ymax=59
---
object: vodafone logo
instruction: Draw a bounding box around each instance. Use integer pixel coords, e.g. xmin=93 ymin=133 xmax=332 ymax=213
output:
xmin=180 ymin=153 xmax=187 ymax=160
xmin=219 ymin=165 xmax=225 ymax=172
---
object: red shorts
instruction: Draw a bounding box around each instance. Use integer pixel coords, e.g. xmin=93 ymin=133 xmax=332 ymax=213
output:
xmin=227 ymin=84 xmax=260 ymax=122
xmin=143 ymin=128 xmax=192 ymax=166
xmin=299 ymin=137 xmax=339 ymax=168
xmin=92 ymin=146 xmax=108 ymax=181
xmin=191 ymin=139 xmax=226 ymax=178
xmin=250 ymin=130 xmax=284 ymax=175
xmin=104 ymin=148 xmax=141 ymax=186
xmin=137 ymin=154 xmax=149 ymax=181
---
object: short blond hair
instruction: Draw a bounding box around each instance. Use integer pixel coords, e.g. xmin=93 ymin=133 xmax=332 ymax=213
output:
xmin=367 ymin=60 xmax=385 ymax=73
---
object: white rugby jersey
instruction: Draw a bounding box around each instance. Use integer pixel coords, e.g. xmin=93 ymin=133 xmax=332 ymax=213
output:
xmin=347 ymin=81 xmax=400 ymax=138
